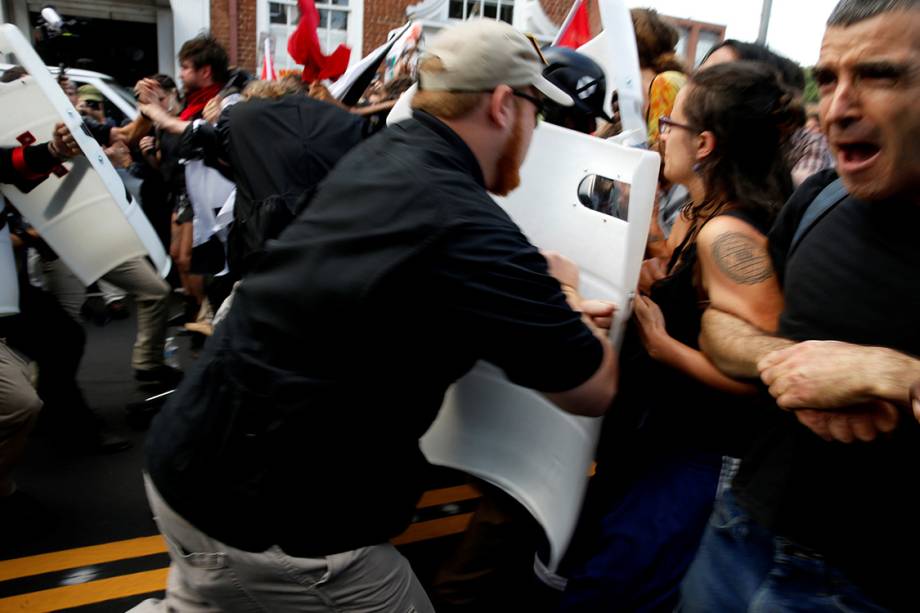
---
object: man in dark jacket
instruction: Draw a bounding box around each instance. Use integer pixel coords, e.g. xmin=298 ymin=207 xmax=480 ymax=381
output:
xmin=143 ymin=85 xmax=366 ymax=277
xmin=198 ymin=93 xmax=365 ymax=276
xmin=137 ymin=19 xmax=617 ymax=613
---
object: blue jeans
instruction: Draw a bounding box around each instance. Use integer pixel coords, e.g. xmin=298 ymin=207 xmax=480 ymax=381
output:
xmin=560 ymin=452 xmax=721 ymax=612
xmin=679 ymin=490 xmax=890 ymax=612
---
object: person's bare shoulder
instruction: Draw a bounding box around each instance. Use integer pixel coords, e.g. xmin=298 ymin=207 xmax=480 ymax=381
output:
xmin=697 ymin=215 xmax=772 ymax=287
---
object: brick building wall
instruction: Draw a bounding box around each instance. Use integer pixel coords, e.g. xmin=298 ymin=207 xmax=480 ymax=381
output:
xmin=539 ymin=0 xmax=569 ymax=25
xmin=362 ymin=0 xmax=415 ymax=56
xmin=211 ymin=0 xmax=258 ymax=74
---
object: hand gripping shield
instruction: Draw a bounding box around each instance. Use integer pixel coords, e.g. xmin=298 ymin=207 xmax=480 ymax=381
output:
xmin=420 ymin=122 xmax=660 ymax=571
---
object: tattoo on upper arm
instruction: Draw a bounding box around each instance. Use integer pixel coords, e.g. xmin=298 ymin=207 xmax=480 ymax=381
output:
xmin=711 ymin=232 xmax=773 ymax=285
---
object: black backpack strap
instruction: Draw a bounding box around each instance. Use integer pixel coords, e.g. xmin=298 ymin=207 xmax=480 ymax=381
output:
xmin=789 ymin=178 xmax=848 ymax=256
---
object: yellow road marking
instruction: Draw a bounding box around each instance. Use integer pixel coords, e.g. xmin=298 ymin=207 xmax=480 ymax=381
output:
xmin=0 ymin=506 xmax=476 ymax=610
xmin=391 ymin=513 xmax=473 ymax=546
xmin=0 ymin=536 xmax=167 ymax=582
xmin=0 ymin=511 xmax=474 ymax=611
xmin=416 ymin=484 xmax=480 ymax=508
xmin=0 ymin=568 xmax=168 ymax=612
xmin=0 ymin=485 xmax=480 ymax=584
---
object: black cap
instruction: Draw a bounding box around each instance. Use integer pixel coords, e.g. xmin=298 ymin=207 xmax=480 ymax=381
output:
xmin=541 ymin=46 xmax=611 ymax=134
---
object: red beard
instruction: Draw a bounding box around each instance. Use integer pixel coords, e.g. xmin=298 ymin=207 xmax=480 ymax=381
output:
xmin=491 ymin=110 xmax=526 ymax=197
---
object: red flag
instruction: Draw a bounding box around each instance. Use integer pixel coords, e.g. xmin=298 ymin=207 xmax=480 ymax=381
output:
xmin=260 ymin=38 xmax=277 ymax=80
xmin=287 ymin=0 xmax=351 ymax=82
xmin=554 ymin=0 xmax=592 ymax=49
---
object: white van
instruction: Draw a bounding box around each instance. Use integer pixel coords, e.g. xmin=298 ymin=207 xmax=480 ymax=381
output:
xmin=0 ymin=63 xmax=138 ymax=123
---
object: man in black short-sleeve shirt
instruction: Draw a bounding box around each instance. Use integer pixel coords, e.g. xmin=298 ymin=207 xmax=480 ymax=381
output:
xmin=138 ymin=19 xmax=617 ymax=613
xmin=681 ymin=2 xmax=920 ymax=611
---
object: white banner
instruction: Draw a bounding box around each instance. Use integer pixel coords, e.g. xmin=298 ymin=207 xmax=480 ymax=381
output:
xmin=329 ymin=21 xmax=413 ymax=101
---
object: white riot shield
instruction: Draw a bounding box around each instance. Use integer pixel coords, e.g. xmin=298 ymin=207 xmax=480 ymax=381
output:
xmin=0 ymin=24 xmax=169 ymax=285
xmin=421 ymin=122 xmax=660 ymax=571
xmin=577 ymin=0 xmax=647 ymax=146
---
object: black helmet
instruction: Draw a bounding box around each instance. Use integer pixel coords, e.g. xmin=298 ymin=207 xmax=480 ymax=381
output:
xmin=541 ymin=46 xmax=610 ymax=134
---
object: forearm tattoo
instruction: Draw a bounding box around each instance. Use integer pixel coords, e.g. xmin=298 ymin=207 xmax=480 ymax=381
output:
xmin=711 ymin=232 xmax=773 ymax=285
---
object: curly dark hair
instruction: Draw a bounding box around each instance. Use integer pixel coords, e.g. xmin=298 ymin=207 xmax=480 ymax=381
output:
xmin=681 ymin=61 xmax=799 ymax=224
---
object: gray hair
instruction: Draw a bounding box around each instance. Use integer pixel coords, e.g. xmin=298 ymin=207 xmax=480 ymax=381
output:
xmin=827 ymin=0 xmax=919 ymax=26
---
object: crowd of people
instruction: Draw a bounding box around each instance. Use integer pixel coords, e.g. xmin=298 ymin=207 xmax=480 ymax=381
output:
xmin=1 ymin=0 xmax=919 ymax=610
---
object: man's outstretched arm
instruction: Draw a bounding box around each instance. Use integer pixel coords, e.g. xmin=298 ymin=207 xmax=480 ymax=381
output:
xmin=759 ymin=341 xmax=920 ymax=410
xmin=757 ymin=342 xmax=920 ymax=443
xmin=699 ymin=307 xmax=794 ymax=379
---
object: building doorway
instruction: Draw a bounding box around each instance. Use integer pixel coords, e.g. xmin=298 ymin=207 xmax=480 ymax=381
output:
xmin=29 ymin=8 xmax=158 ymax=86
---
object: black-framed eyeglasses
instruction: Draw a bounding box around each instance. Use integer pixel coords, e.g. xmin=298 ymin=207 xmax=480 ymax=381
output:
xmin=658 ymin=116 xmax=699 ymax=135
xmin=511 ymin=89 xmax=545 ymax=123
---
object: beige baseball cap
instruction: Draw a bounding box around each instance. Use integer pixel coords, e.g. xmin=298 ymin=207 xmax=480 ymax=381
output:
xmin=419 ymin=19 xmax=574 ymax=107
xmin=77 ymin=84 xmax=104 ymax=102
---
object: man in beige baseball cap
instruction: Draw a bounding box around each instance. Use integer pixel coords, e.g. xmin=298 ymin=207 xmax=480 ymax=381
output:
xmin=134 ymin=17 xmax=615 ymax=613
xmin=417 ymin=18 xmax=574 ymax=107
xmin=411 ymin=18 xmax=574 ymax=195
xmin=76 ymin=84 xmax=107 ymax=124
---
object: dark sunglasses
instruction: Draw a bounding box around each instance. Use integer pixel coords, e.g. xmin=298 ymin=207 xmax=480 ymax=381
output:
xmin=658 ymin=116 xmax=699 ymax=135
xmin=511 ymin=89 xmax=545 ymax=123
xmin=81 ymin=99 xmax=102 ymax=110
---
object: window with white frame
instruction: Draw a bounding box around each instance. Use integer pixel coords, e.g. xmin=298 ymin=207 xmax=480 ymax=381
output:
xmin=447 ymin=0 xmax=513 ymax=24
xmin=268 ymin=0 xmax=350 ymax=71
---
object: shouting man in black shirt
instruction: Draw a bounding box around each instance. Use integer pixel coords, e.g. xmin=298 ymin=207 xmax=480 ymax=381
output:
xmin=680 ymin=0 xmax=920 ymax=611
xmin=137 ymin=19 xmax=617 ymax=613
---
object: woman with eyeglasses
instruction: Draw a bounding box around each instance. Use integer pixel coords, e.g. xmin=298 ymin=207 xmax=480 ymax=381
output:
xmin=558 ymin=61 xmax=799 ymax=612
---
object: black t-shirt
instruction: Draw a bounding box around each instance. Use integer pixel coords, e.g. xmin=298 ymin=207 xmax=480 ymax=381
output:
xmin=146 ymin=110 xmax=604 ymax=557
xmin=734 ymin=169 xmax=920 ymax=610
xmin=598 ymin=208 xmax=775 ymax=472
